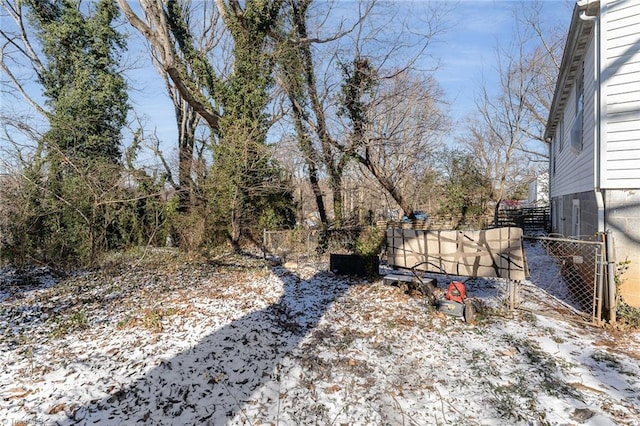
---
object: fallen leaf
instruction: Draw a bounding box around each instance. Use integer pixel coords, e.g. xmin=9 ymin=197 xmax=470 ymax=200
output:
xmin=47 ymin=403 xmax=66 ymax=415
xmin=5 ymin=387 xmax=33 ymax=400
xmin=570 ymin=382 xmax=606 ymax=395
xmin=325 ymin=384 xmax=341 ymax=393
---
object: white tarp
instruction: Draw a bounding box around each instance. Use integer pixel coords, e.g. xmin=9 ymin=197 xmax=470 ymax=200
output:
xmin=386 ymin=227 xmax=528 ymax=280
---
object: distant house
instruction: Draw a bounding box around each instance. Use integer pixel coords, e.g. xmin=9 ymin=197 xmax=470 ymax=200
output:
xmin=545 ymin=0 xmax=640 ymax=306
xmin=527 ymin=172 xmax=549 ymax=206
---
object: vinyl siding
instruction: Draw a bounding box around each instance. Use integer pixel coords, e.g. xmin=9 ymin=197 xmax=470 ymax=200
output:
xmin=550 ymin=37 xmax=596 ymax=198
xmin=603 ymin=0 xmax=640 ymax=189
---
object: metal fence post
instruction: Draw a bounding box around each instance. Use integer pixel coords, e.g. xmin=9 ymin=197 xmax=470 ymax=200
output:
xmin=506 ymin=279 xmax=518 ymax=312
xmin=606 ymin=229 xmax=617 ymax=325
xmin=262 ymin=229 xmax=267 ymax=259
xmin=595 ymin=240 xmax=604 ymax=326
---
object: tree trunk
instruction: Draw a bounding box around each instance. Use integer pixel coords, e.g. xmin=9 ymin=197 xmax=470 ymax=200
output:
xmin=289 ymin=91 xmax=329 ymax=226
xmin=290 ymin=5 xmax=345 ymax=228
xmin=329 ymin=170 xmax=344 ymax=227
xmin=230 ymin=187 xmax=242 ymax=251
xmin=176 ymin=98 xmax=198 ymax=211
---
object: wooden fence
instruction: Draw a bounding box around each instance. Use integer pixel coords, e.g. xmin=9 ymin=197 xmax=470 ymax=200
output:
xmin=495 ymin=206 xmax=550 ymax=230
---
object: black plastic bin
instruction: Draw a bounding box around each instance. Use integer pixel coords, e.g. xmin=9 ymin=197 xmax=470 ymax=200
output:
xmin=329 ymin=254 xmax=379 ymax=278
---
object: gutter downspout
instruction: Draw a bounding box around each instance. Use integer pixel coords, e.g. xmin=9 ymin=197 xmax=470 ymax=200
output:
xmin=579 ymin=6 xmax=600 ymax=223
xmin=579 ymin=3 xmax=615 ymax=322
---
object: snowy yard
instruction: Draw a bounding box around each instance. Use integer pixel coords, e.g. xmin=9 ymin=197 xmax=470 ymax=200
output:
xmin=1 ymin=246 xmax=639 ymax=425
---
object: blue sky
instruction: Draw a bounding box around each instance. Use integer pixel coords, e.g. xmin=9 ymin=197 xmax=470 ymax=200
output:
xmin=431 ymin=0 xmax=572 ymax=123
xmin=123 ymin=0 xmax=573 ymax=158
xmin=1 ymin=0 xmax=574 ymax=167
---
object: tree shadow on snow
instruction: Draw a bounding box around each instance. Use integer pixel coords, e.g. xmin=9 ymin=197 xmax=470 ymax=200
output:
xmin=62 ymin=266 xmax=356 ymax=425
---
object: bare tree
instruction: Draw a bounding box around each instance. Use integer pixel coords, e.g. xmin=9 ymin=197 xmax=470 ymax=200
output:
xmin=336 ymin=1 xmax=451 ymax=218
xmin=516 ymin=0 xmax=568 ymax=149
xmin=0 ymin=1 xmax=48 ymax=116
xmin=465 ymin=1 xmax=568 ymax=223
xmin=277 ymin=0 xmax=370 ymax=227
xmin=474 ymin=45 xmax=535 ymax=222
xmin=276 ymin=0 xmax=328 ymax=225
xmin=141 ymin=1 xmax=223 ymax=210
xmin=1 ymin=0 xmax=50 ymax=170
xmin=460 ymin=116 xmax=532 ymax=210
xmin=279 ymin=0 xmax=451 ymax=225
xmin=117 ymin=0 xmax=294 ymax=246
xmin=116 ymin=0 xmax=222 ymax=130
xmin=343 ymin=68 xmax=449 ymax=217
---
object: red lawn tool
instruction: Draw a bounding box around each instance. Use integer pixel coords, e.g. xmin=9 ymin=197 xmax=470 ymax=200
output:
xmin=385 ymin=259 xmax=476 ymax=323
xmin=435 ymin=279 xmax=475 ymax=322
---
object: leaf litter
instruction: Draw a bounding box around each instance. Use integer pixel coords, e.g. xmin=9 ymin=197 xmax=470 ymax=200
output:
xmin=1 ymin=246 xmax=639 ymax=425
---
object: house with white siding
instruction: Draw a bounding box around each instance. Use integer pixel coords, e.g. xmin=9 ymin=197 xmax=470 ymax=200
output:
xmin=545 ymin=0 xmax=640 ymax=307
xmin=526 ymin=172 xmax=549 ymax=206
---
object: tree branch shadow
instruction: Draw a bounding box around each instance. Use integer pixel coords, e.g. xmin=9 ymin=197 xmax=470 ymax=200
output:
xmin=61 ymin=266 xmax=356 ymax=424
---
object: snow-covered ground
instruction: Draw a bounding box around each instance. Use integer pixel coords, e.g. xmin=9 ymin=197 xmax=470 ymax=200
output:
xmin=1 ymin=246 xmax=639 ymax=425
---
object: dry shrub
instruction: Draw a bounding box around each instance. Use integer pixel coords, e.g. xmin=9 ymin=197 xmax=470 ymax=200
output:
xmin=0 ymin=172 xmax=42 ymax=265
xmin=174 ymin=213 xmax=207 ymax=252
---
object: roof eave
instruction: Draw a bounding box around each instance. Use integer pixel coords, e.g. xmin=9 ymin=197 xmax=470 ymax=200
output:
xmin=544 ymin=1 xmax=600 ymax=142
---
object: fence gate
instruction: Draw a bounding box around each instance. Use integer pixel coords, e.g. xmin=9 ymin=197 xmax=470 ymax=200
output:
xmin=522 ymin=235 xmax=606 ymax=324
xmin=262 ymin=229 xmax=320 ymax=263
xmin=262 ymin=228 xmax=370 ymax=264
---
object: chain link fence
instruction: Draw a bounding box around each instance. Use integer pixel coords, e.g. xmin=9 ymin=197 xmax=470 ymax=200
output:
xmin=262 ymin=228 xmax=375 ymax=264
xmin=522 ymin=234 xmax=607 ymax=324
xmin=263 ymin=228 xmax=613 ymax=325
xmin=262 ymin=229 xmax=319 ymax=264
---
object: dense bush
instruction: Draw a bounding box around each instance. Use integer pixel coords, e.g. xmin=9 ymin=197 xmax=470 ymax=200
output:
xmin=617 ymin=302 xmax=640 ymax=329
xmin=0 ymin=162 xmax=168 ymax=267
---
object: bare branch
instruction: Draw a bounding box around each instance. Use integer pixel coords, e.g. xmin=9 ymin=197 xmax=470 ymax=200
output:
xmin=116 ymin=0 xmax=221 ymax=130
xmin=0 ymin=0 xmax=49 ymax=117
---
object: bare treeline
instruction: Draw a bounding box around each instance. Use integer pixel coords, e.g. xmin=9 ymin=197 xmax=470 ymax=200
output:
xmin=0 ymin=0 xmax=566 ymax=265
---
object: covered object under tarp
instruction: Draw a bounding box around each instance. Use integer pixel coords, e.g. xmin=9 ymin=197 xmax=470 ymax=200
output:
xmin=386 ymin=227 xmax=528 ymax=281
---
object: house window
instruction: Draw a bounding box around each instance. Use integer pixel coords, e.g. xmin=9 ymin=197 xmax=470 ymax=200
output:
xmin=576 ymin=65 xmax=584 ymax=115
xmin=571 ymin=66 xmax=584 ymax=152
xmin=557 ymin=113 xmax=564 ymax=152
xmin=571 ymin=111 xmax=583 ymax=152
